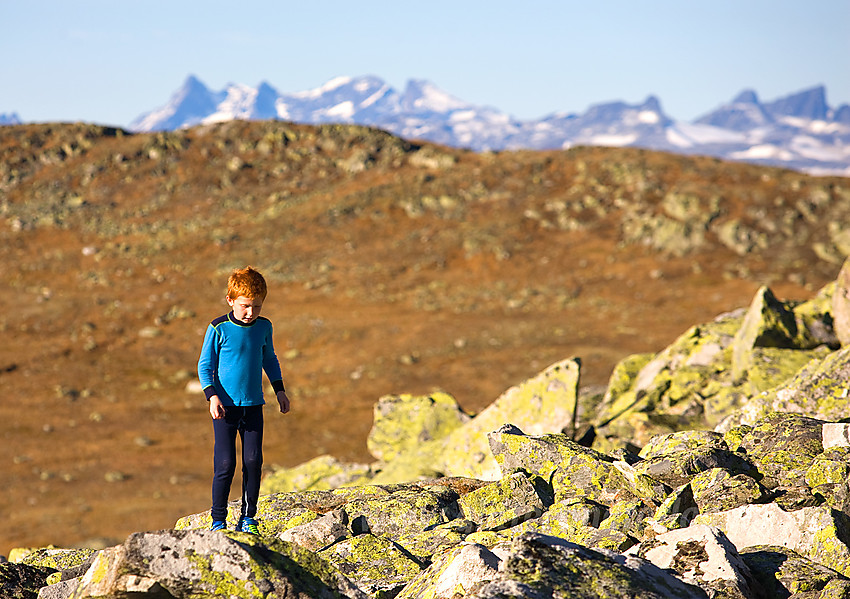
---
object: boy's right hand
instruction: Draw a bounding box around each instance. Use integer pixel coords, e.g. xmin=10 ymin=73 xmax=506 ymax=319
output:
xmin=209 ymin=396 xmax=226 ymax=420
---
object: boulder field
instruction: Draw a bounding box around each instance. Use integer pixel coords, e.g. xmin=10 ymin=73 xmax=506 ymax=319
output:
xmin=6 ymin=258 xmax=850 ymax=598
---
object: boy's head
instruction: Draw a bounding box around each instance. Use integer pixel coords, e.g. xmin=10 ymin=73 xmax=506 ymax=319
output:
xmin=226 ymin=267 xmax=268 ymax=302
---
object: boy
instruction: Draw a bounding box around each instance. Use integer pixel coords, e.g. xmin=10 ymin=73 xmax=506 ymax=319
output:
xmin=197 ymin=266 xmax=290 ymax=534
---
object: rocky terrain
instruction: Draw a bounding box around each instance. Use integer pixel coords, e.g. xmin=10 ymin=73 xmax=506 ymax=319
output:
xmin=1 ymin=120 xmax=849 ymax=579
xmin=4 ymin=259 xmax=850 ymax=598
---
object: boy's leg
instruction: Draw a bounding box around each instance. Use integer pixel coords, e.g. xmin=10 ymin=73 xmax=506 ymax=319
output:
xmin=211 ymin=407 xmax=240 ymax=523
xmin=238 ymin=405 xmax=264 ymax=521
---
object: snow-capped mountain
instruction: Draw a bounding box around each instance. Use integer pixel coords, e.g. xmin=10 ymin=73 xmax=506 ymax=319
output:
xmin=0 ymin=112 xmax=22 ymax=126
xmin=123 ymin=75 xmax=850 ymax=177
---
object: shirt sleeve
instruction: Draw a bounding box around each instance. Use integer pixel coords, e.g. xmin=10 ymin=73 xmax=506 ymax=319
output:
xmin=262 ymin=324 xmax=284 ymax=392
xmin=197 ymin=324 xmax=220 ymax=400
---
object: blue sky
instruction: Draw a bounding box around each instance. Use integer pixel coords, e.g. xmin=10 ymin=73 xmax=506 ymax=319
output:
xmin=3 ymin=1 xmax=848 ymax=126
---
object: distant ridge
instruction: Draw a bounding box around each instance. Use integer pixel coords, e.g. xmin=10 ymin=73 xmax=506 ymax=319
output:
xmin=8 ymin=75 xmax=850 ymax=176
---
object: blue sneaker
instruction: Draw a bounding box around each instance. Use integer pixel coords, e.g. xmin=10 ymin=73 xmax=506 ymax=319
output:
xmin=239 ymin=517 xmax=260 ymax=535
xmin=210 ymin=520 xmax=227 ymax=531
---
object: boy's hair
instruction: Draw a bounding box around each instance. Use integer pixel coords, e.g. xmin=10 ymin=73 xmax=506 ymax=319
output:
xmin=226 ymin=266 xmax=268 ymax=301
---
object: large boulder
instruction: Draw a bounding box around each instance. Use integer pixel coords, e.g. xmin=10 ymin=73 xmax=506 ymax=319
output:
xmin=318 ymin=534 xmax=424 ymax=598
xmin=0 ymin=562 xmax=54 ymax=599
xmin=366 ymin=391 xmax=471 ymax=462
xmin=464 ymin=533 xmax=708 ymax=598
xmin=739 ymin=545 xmax=850 ymax=598
xmin=834 ymin=257 xmax=850 ymax=346
xmin=396 ymin=543 xmax=502 ymax=599
xmin=69 ymin=529 xmax=367 ymax=599
xmin=633 ymin=524 xmax=763 ymax=599
xmin=731 ymin=347 xmax=850 ymax=426
xmin=595 ymin=284 xmax=839 ymax=452
xmin=371 ymin=358 xmax=581 ymax=483
xmin=735 ymin=412 xmax=825 ymax=490
xmin=694 ymin=503 xmax=850 ymax=578
xmin=455 ymin=471 xmax=552 ymax=532
xmin=262 ymin=455 xmax=374 ymax=493
xmin=731 ymin=286 xmax=802 ymax=381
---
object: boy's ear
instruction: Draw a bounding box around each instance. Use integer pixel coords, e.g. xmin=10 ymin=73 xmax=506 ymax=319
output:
xmin=226 ymin=296 xmax=234 ymax=306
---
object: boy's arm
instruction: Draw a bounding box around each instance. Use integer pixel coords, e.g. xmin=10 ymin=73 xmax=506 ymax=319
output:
xmin=198 ymin=324 xmax=223 ymax=418
xmin=263 ymin=324 xmax=289 ymax=414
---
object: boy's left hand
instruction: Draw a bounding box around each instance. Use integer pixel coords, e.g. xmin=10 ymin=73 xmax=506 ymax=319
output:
xmin=276 ymin=390 xmax=290 ymax=414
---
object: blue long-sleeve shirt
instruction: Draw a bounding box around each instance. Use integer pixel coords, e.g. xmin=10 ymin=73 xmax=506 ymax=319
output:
xmin=197 ymin=312 xmax=285 ymax=406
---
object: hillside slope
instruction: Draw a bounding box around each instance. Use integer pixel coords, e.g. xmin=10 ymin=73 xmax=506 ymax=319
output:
xmin=0 ymin=120 xmax=848 ymax=553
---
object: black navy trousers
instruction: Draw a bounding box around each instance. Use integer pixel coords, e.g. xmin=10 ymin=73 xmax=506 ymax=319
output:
xmin=211 ymin=405 xmax=264 ymax=523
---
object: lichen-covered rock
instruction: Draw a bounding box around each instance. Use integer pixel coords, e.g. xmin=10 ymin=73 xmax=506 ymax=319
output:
xmin=261 ymin=454 xmax=375 ymax=493
xmin=593 ymin=352 xmax=655 ymax=423
xmin=744 ymin=345 xmax=831 ymax=393
xmin=70 ymin=529 xmax=367 ymax=599
xmin=731 ymin=286 xmax=800 ymax=380
xmin=833 ymin=257 xmax=850 ymax=346
xmin=175 ymin=490 xmax=329 ymax=536
xmin=488 ymin=424 xmax=584 ymax=479
xmin=366 ymin=391 xmax=471 ymax=462
xmin=805 ymin=447 xmax=850 ymax=514
xmin=0 ymin=562 xmax=54 ymax=599
xmin=396 ymin=543 xmax=502 ymax=599
xmin=519 ymin=497 xmax=608 ymax=536
xmin=280 ymin=509 xmax=350 ymax=552
xmin=739 ymin=545 xmax=850 ymax=598
xmin=650 ymin=483 xmax=699 ymax=533
xmin=456 ymin=471 xmax=552 ymax=532
xmin=319 ymin=534 xmax=423 ymax=598
xmin=447 ymin=358 xmax=581 ymax=479
xmin=395 ymin=522 xmax=472 ymax=564
xmin=736 ymin=412 xmax=825 ymax=489
xmin=633 ymin=524 xmax=762 ymax=599
xmin=342 ymin=484 xmax=460 ymax=539
xmin=688 ymin=468 xmax=764 ymax=514
xmin=631 ymin=446 xmax=755 ymax=488
xmin=593 ymin=312 xmax=749 ymax=450
xmin=465 ymin=533 xmax=708 ymax=598
xmin=368 ymin=358 xmax=581 ymax=485
xmin=18 ymin=548 xmax=96 ymax=574
xmin=743 ymin=347 xmax=850 ymax=424
xmin=638 ymin=430 xmax=728 ymax=460
xmin=694 ymin=503 xmax=850 ymax=577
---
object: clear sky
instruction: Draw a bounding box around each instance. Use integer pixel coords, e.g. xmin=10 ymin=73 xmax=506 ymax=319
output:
xmin=3 ymin=1 xmax=848 ymax=127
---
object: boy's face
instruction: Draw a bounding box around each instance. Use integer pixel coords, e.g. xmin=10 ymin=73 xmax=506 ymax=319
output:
xmin=227 ymin=295 xmax=263 ymax=324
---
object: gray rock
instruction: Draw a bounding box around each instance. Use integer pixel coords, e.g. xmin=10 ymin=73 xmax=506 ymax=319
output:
xmin=834 ymin=257 xmax=850 ymax=346
xmin=694 ymin=503 xmax=850 ymax=578
xmin=280 ymin=509 xmax=350 ymax=551
xmin=318 ymin=534 xmax=423 ymax=597
xmin=397 ymin=543 xmax=502 ymax=599
xmin=37 ymin=577 xmax=80 ymax=599
xmin=70 ymin=529 xmax=367 ymax=599
xmin=633 ymin=524 xmax=764 ymax=599
xmin=740 ymin=545 xmax=850 ymax=599
xmin=466 ymin=533 xmax=708 ymax=598
xmin=736 ymin=412 xmax=824 ymax=489
xmin=456 ymin=471 xmax=552 ymax=532
xmin=366 ymin=391 xmax=471 ymax=461
xmin=0 ymin=562 xmax=54 ymax=599
xmin=632 ymin=446 xmax=755 ymax=488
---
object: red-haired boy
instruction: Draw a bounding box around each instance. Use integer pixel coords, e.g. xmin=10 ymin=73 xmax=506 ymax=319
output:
xmin=197 ymin=266 xmax=290 ymax=534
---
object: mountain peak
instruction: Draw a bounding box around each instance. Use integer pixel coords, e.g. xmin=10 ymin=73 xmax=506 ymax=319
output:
xmin=732 ymin=89 xmax=760 ymax=104
xmin=765 ymin=85 xmax=828 ymax=120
